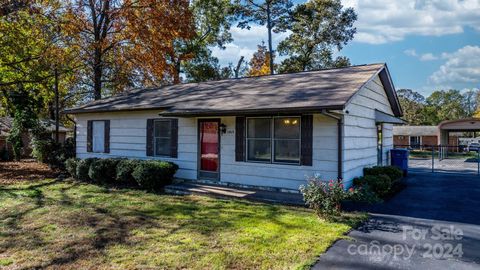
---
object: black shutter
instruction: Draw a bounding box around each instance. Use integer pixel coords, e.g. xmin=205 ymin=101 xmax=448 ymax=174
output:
xmin=301 ymin=115 xmax=313 ymax=166
xmin=146 ymin=119 xmax=154 ymax=156
xmin=87 ymin=120 xmax=93 ymax=152
xmin=170 ymin=119 xmax=178 ymax=158
xmin=235 ymin=116 xmax=245 ymax=161
xmin=104 ymin=120 xmax=110 ymax=153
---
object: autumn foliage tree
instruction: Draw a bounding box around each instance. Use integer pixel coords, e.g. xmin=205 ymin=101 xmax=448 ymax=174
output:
xmin=64 ymin=0 xmax=195 ymax=100
xmin=247 ymin=42 xmax=273 ymax=76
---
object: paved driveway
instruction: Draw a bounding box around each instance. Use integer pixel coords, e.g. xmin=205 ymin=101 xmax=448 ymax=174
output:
xmin=313 ymin=172 xmax=480 ymax=270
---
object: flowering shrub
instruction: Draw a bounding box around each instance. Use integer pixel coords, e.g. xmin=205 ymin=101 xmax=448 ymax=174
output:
xmin=300 ymin=176 xmax=349 ymax=219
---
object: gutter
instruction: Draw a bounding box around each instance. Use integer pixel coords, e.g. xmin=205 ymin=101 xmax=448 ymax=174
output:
xmin=320 ymin=110 xmax=343 ymax=180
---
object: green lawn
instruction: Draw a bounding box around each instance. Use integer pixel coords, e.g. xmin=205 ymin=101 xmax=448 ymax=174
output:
xmin=0 ymin=179 xmax=366 ymax=269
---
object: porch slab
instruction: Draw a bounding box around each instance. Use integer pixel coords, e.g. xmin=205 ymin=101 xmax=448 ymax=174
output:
xmin=164 ymin=182 xmax=305 ymax=206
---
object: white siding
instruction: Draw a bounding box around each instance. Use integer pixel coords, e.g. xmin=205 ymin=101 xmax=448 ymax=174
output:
xmin=75 ymin=111 xmax=338 ymax=191
xmin=219 ymin=114 xmax=338 ymax=190
xmin=75 ymin=110 xmax=198 ymax=180
xmin=343 ymin=75 xmax=394 ymax=185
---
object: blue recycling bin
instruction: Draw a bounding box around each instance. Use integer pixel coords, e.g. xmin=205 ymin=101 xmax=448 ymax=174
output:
xmin=391 ymin=148 xmax=409 ymax=176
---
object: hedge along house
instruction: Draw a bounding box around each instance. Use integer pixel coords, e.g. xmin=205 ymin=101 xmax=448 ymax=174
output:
xmin=64 ymin=63 xmax=403 ymax=191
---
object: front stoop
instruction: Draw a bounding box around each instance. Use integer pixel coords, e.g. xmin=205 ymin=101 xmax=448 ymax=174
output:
xmin=165 ymin=182 xmax=305 ymax=206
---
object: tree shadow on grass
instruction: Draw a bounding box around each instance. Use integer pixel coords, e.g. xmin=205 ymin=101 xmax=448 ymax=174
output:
xmin=0 ymin=179 xmax=363 ymax=269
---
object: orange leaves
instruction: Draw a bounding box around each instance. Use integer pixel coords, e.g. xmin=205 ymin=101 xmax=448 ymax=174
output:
xmin=248 ymin=43 xmax=273 ymax=77
xmin=64 ymin=0 xmax=196 ymax=97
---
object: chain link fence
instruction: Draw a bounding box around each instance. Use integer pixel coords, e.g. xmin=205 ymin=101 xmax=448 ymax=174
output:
xmin=394 ymin=145 xmax=480 ymax=175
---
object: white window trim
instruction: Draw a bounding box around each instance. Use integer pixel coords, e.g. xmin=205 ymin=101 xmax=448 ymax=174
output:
xmin=245 ymin=116 xmax=301 ymax=165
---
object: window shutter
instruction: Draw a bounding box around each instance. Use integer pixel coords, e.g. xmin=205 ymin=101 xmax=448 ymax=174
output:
xmin=235 ymin=116 xmax=245 ymax=161
xmin=170 ymin=119 xmax=178 ymax=158
xmin=87 ymin=120 xmax=93 ymax=152
xmin=301 ymin=115 xmax=313 ymax=166
xmin=146 ymin=119 xmax=154 ymax=156
xmin=104 ymin=120 xmax=110 ymax=153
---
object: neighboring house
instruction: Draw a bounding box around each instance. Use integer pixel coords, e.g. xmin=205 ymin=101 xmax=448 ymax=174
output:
xmin=64 ymin=63 xmax=403 ymax=191
xmin=393 ymin=126 xmax=439 ymax=148
xmin=0 ymin=117 xmax=71 ymax=156
xmin=393 ymin=122 xmax=464 ymax=149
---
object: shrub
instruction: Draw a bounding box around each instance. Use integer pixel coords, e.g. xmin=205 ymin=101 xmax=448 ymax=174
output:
xmin=347 ymin=185 xmax=382 ymax=204
xmin=300 ymin=176 xmax=349 ymax=219
xmin=32 ymin=139 xmax=62 ymax=166
xmin=76 ymin=158 xmax=97 ymax=181
xmin=0 ymin=146 xmax=12 ymax=161
xmin=364 ymin=166 xmax=403 ymax=183
xmin=65 ymin=158 xmax=79 ymax=178
xmin=116 ymin=159 xmax=142 ymax=184
xmin=88 ymin=158 xmax=121 ymax=183
xmin=354 ymin=174 xmax=392 ymax=198
xmin=132 ymin=161 xmax=178 ymax=190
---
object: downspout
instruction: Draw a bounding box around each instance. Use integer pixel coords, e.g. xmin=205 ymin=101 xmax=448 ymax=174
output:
xmin=320 ymin=110 xmax=344 ymax=180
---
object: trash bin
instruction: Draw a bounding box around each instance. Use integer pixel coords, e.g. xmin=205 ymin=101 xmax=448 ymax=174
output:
xmin=391 ymin=148 xmax=409 ymax=176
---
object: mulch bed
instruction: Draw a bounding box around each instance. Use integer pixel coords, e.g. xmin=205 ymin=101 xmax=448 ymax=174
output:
xmin=0 ymin=159 xmax=59 ymax=185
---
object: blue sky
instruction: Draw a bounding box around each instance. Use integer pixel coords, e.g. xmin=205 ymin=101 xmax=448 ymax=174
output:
xmin=212 ymin=0 xmax=480 ymax=97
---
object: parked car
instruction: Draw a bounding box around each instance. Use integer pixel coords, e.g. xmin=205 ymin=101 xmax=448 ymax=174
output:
xmin=468 ymin=143 xmax=480 ymax=152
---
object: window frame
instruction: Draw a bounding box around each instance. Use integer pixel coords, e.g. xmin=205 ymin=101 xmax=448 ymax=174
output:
xmin=92 ymin=120 xmax=106 ymax=153
xmin=245 ymin=116 xmax=302 ymax=165
xmin=153 ymin=119 xmax=173 ymax=157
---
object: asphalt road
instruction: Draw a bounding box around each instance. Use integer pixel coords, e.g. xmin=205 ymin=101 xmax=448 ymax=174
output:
xmin=312 ymin=172 xmax=480 ymax=270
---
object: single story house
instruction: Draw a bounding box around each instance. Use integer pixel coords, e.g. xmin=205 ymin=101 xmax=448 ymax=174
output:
xmin=393 ymin=126 xmax=439 ymax=147
xmin=0 ymin=117 xmax=71 ymax=156
xmin=393 ymin=124 xmax=461 ymax=149
xmin=64 ymin=63 xmax=403 ymax=191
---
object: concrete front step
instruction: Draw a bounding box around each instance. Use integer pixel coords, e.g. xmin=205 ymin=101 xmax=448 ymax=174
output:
xmin=165 ymin=182 xmax=305 ymax=206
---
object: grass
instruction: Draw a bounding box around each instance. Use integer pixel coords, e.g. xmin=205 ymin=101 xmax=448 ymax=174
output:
xmin=0 ymin=179 xmax=366 ymax=270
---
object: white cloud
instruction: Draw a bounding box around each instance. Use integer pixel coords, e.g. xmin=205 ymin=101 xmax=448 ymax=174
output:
xmin=212 ymin=25 xmax=291 ymax=66
xmin=343 ymin=0 xmax=480 ymax=44
xmin=404 ymin=49 xmax=417 ymax=57
xmin=429 ymin=45 xmax=480 ymax=85
xmin=404 ymin=49 xmax=439 ymax=61
xmin=419 ymin=53 xmax=438 ymax=61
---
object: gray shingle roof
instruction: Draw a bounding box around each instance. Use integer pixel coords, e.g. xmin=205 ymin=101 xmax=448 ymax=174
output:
xmin=64 ymin=63 xmax=401 ymax=116
xmin=393 ymin=126 xmax=438 ymax=136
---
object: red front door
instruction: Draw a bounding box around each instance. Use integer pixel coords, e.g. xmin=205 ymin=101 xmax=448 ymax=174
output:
xmin=198 ymin=119 xmax=220 ymax=180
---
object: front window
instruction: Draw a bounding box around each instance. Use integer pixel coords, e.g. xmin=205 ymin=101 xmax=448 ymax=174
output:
xmin=246 ymin=117 xmax=301 ymax=164
xmin=92 ymin=121 xmax=105 ymax=153
xmin=154 ymin=120 xmax=172 ymax=156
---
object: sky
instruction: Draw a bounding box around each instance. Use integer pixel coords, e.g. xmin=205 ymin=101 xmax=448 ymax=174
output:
xmin=211 ymin=0 xmax=480 ymax=97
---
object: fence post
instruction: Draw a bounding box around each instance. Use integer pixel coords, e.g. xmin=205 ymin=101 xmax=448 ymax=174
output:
xmin=432 ymin=146 xmax=435 ymax=173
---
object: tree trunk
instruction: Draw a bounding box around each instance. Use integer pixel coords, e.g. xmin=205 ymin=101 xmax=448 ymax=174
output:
xmin=234 ymin=56 xmax=245 ymax=78
xmin=173 ymin=60 xmax=181 ymax=84
xmin=266 ymin=1 xmax=274 ymax=75
xmin=93 ymin=48 xmax=102 ymax=100
xmin=54 ymin=68 xmax=59 ymax=143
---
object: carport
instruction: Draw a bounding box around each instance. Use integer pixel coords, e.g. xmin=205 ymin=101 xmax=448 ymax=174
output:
xmin=439 ymin=118 xmax=480 ymax=145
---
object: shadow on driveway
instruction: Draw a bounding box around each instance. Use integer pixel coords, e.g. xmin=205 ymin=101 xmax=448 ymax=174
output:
xmin=313 ymin=172 xmax=480 ymax=270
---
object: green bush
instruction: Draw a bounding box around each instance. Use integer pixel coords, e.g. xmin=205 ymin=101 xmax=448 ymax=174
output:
xmin=300 ymin=177 xmax=349 ymax=219
xmin=116 ymin=159 xmax=142 ymax=184
xmin=88 ymin=158 xmax=121 ymax=183
xmin=32 ymin=138 xmax=62 ymax=166
xmin=347 ymin=184 xmax=382 ymax=204
xmin=354 ymin=174 xmax=392 ymax=198
xmin=76 ymin=158 xmax=97 ymax=181
xmin=364 ymin=166 xmax=403 ymax=183
xmin=0 ymin=146 xmax=12 ymax=161
xmin=65 ymin=158 xmax=79 ymax=178
xmin=132 ymin=161 xmax=178 ymax=190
